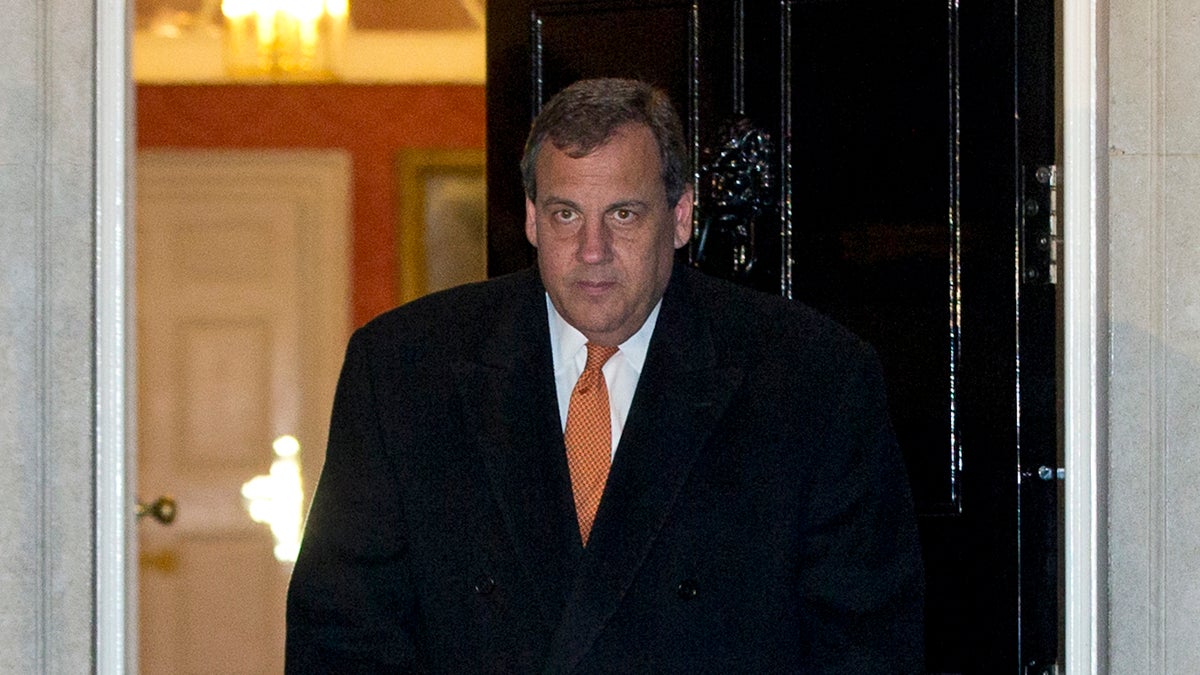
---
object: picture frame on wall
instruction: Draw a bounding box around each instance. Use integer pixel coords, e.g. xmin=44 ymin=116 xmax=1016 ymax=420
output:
xmin=394 ymin=148 xmax=487 ymax=303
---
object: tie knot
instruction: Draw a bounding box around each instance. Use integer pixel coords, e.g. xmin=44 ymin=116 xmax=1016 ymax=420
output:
xmin=584 ymin=343 xmax=619 ymax=372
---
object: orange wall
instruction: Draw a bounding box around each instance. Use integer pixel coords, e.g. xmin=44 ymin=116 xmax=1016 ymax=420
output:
xmin=137 ymin=84 xmax=487 ymax=327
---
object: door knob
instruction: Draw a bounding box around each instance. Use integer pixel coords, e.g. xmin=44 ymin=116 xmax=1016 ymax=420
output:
xmin=137 ymin=496 xmax=178 ymax=525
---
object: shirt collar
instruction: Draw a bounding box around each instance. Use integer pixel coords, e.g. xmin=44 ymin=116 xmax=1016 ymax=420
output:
xmin=546 ymin=295 xmax=661 ymax=376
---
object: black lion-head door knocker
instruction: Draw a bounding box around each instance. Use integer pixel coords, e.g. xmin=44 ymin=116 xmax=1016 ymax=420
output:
xmin=692 ymin=118 xmax=776 ymax=284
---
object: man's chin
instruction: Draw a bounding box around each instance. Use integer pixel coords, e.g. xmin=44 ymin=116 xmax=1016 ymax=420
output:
xmin=559 ymin=307 xmax=624 ymax=340
xmin=566 ymin=314 xmax=617 ymax=337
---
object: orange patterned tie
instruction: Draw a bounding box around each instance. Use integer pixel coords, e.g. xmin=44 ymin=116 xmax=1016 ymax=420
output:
xmin=564 ymin=342 xmax=619 ymax=545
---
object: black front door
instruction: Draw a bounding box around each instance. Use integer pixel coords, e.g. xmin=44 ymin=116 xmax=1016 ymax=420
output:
xmin=486 ymin=2 xmax=1059 ymax=671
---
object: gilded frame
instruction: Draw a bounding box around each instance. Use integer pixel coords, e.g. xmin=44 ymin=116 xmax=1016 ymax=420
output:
xmin=394 ymin=147 xmax=487 ymax=303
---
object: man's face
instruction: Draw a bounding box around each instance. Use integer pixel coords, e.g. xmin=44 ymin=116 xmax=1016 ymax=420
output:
xmin=525 ymin=123 xmax=693 ymax=347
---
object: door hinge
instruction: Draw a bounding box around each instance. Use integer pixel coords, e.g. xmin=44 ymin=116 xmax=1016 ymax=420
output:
xmin=1020 ymin=164 xmax=1060 ymax=286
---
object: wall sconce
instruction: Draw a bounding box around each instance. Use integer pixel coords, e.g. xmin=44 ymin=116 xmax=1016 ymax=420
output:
xmin=221 ymin=0 xmax=349 ymax=80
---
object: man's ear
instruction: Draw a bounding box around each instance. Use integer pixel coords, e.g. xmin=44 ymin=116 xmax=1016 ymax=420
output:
xmin=524 ymin=198 xmax=538 ymax=248
xmin=672 ymin=185 xmax=694 ymax=249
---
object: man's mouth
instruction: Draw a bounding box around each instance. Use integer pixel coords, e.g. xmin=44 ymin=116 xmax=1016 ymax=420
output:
xmin=575 ymin=280 xmax=616 ymax=296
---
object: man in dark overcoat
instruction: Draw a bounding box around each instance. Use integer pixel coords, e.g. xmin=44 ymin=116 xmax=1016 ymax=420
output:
xmin=286 ymin=78 xmax=923 ymax=673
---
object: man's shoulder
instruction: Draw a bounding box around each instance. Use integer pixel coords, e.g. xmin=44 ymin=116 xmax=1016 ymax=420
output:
xmin=353 ymin=268 xmax=541 ymax=350
xmin=673 ymin=267 xmax=886 ymax=413
xmin=674 ymin=266 xmax=870 ymax=359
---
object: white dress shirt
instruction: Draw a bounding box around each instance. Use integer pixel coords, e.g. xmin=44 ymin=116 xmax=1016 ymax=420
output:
xmin=546 ymin=294 xmax=661 ymax=458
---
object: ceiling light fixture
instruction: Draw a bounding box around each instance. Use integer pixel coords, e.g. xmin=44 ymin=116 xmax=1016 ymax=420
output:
xmin=220 ymin=0 xmax=349 ymax=79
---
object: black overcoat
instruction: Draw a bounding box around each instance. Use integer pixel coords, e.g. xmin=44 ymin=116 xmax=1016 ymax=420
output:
xmin=286 ymin=265 xmax=923 ymax=673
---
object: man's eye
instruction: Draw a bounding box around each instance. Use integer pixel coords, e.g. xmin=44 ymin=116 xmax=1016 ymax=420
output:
xmin=612 ymin=209 xmax=635 ymax=222
xmin=553 ymin=209 xmax=578 ymax=223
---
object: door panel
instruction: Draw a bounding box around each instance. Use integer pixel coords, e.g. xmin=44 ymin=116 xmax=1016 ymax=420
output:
xmin=533 ymin=4 xmax=694 ymax=111
xmin=488 ymin=1 xmax=1058 ymax=671
xmin=136 ymin=151 xmax=350 ymax=674
xmin=790 ymin=1 xmax=959 ymax=512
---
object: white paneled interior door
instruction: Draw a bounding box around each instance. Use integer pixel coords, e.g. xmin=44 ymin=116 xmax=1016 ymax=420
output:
xmin=136 ymin=151 xmax=350 ymax=673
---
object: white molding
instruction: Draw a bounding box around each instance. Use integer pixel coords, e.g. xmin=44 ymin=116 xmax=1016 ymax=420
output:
xmin=95 ymin=0 xmax=132 ymax=671
xmin=108 ymin=3 xmax=1107 ymax=672
xmin=133 ymin=29 xmax=486 ymax=84
xmin=1063 ymin=0 xmax=1106 ymax=672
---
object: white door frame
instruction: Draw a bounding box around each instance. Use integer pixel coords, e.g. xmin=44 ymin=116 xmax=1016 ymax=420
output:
xmin=1062 ymin=0 xmax=1106 ymax=671
xmin=96 ymin=0 xmax=133 ymax=671
xmin=92 ymin=1 xmax=1107 ymax=672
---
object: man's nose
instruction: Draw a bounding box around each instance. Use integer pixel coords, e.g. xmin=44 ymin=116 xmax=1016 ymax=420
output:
xmin=576 ymin=220 xmax=613 ymax=263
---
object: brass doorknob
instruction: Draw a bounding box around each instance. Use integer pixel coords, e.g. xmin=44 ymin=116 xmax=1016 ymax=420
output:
xmin=137 ymin=496 xmax=178 ymax=525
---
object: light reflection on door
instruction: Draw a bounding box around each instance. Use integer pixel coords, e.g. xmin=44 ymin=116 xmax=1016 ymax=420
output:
xmin=136 ymin=151 xmax=349 ymax=673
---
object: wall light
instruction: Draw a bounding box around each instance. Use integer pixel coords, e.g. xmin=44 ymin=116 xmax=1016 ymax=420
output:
xmin=221 ymin=0 xmax=348 ymax=79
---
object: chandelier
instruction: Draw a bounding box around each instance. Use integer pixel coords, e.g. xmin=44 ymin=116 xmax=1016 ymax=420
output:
xmin=221 ymin=0 xmax=349 ymax=79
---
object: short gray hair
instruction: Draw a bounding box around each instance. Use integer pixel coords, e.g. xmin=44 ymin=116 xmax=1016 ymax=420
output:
xmin=520 ymin=78 xmax=690 ymax=206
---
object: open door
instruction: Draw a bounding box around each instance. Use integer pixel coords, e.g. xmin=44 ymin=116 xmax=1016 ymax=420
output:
xmin=486 ymin=1 xmax=1059 ymax=670
xmin=135 ymin=151 xmax=350 ymax=673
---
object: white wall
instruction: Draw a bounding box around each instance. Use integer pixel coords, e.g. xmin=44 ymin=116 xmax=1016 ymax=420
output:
xmin=0 ymin=0 xmax=98 ymax=670
xmin=1106 ymin=0 xmax=1200 ymax=672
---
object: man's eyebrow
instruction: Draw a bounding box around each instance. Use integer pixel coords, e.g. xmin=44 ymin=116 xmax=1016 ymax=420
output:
xmin=536 ymin=197 xmax=652 ymax=211
xmin=538 ymin=196 xmax=581 ymax=210
xmin=606 ymin=199 xmax=650 ymax=211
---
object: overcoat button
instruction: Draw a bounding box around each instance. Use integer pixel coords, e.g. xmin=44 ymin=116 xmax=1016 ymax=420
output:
xmin=473 ymin=574 xmax=496 ymax=595
xmin=676 ymin=579 xmax=699 ymax=600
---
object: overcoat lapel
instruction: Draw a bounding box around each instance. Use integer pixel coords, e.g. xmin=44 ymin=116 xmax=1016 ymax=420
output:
xmin=452 ymin=271 xmax=582 ymax=624
xmin=544 ymin=269 xmax=745 ymax=673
